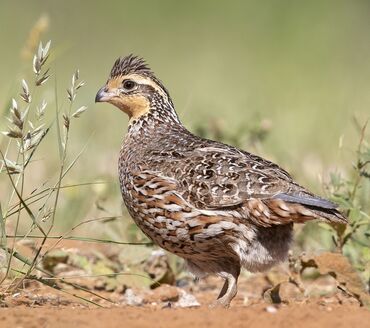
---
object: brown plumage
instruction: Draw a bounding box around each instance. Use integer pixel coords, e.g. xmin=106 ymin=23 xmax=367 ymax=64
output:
xmin=95 ymin=55 xmax=347 ymax=307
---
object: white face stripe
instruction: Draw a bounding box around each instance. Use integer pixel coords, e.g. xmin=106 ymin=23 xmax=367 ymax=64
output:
xmin=121 ymin=73 xmax=169 ymax=101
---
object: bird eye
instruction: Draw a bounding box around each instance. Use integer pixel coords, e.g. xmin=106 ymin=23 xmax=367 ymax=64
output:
xmin=122 ymin=80 xmax=136 ymax=91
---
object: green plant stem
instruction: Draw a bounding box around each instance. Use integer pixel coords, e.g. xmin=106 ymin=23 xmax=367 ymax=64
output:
xmin=0 ymin=150 xmax=47 ymax=285
xmin=348 ymin=121 xmax=368 ymax=206
xmin=6 ymin=234 xmax=152 ymax=245
xmin=5 ymin=181 xmax=108 ymax=219
xmin=3 ymin=248 xmax=112 ymax=306
xmin=11 ymin=269 xmax=104 ymax=307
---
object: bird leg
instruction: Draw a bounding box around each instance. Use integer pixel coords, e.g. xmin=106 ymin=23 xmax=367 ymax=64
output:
xmin=217 ymin=279 xmax=229 ymax=300
xmin=213 ymin=270 xmax=240 ymax=308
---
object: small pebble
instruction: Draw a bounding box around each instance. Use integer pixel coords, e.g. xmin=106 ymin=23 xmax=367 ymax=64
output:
xmin=122 ymin=289 xmax=143 ymax=306
xmin=175 ymin=291 xmax=200 ymax=308
xmin=265 ymin=305 xmax=278 ymax=313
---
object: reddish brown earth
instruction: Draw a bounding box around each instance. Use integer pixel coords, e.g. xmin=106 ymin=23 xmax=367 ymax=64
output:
xmin=1 ymin=275 xmax=369 ymax=328
xmin=1 ymin=240 xmax=369 ymax=328
xmin=1 ymin=301 xmax=370 ymax=328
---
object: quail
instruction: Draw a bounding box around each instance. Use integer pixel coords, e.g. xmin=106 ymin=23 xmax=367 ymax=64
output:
xmin=95 ymin=55 xmax=347 ymax=307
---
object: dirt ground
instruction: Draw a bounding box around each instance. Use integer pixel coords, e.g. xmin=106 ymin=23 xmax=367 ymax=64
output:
xmin=1 ymin=241 xmax=369 ymax=328
xmin=1 ymin=303 xmax=370 ymax=328
xmin=1 ymin=279 xmax=369 ymax=328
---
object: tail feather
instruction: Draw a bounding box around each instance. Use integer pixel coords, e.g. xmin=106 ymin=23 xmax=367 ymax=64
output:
xmin=274 ymin=192 xmax=348 ymax=224
xmin=305 ymin=205 xmax=348 ymax=224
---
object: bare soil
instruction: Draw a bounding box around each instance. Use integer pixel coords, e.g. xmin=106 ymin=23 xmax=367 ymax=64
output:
xmin=2 ymin=303 xmax=370 ymax=328
xmin=1 ymin=241 xmax=369 ymax=328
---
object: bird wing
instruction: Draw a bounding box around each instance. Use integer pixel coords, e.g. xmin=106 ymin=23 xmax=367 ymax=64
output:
xmin=170 ymin=145 xmax=296 ymax=207
xmin=153 ymin=145 xmax=347 ymax=227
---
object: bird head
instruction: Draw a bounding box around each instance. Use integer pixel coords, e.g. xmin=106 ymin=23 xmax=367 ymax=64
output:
xmin=95 ymin=55 xmax=175 ymax=123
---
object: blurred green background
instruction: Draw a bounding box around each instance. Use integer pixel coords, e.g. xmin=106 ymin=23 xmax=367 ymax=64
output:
xmin=1 ymin=0 xmax=369 ymax=231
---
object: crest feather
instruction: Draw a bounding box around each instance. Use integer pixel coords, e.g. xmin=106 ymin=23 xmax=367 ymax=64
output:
xmin=108 ymin=54 xmax=173 ymax=106
xmin=110 ymin=54 xmax=153 ymax=78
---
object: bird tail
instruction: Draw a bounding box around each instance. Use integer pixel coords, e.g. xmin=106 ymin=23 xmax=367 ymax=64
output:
xmin=274 ymin=193 xmax=348 ymax=224
xmin=304 ymin=205 xmax=347 ymax=224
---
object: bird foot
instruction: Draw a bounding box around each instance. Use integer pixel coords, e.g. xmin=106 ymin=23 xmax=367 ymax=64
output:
xmin=209 ymin=299 xmax=231 ymax=309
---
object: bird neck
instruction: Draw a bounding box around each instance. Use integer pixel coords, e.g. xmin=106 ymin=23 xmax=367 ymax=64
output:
xmin=127 ymin=101 xmax=183 ymax=138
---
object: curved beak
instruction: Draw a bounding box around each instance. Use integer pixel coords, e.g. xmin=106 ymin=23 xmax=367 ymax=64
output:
xmin=95 ymin=86 xmax=115 ymax=103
